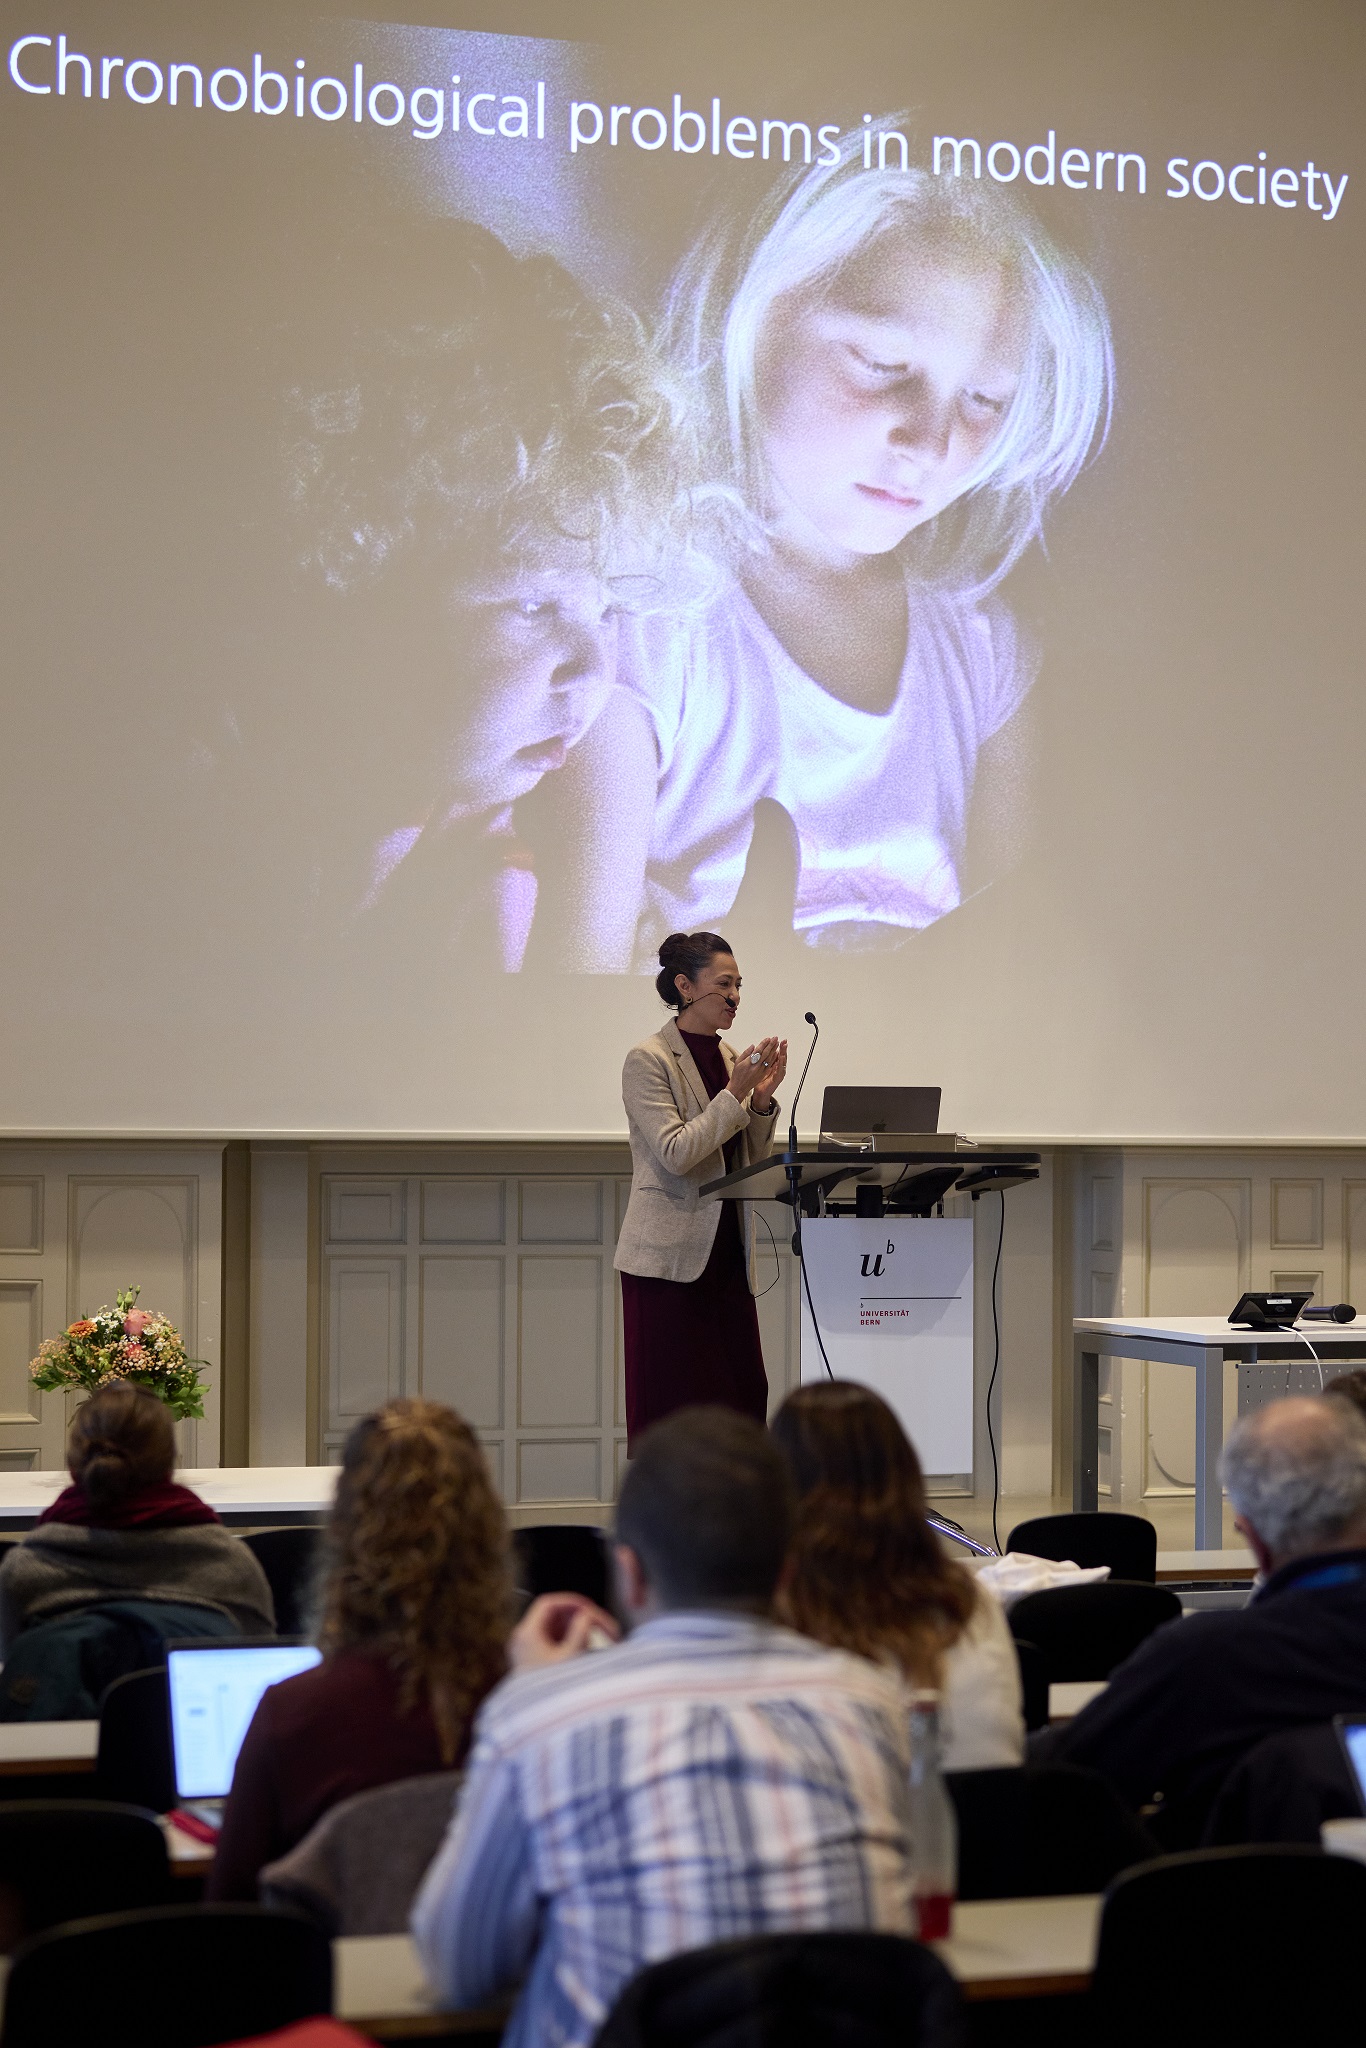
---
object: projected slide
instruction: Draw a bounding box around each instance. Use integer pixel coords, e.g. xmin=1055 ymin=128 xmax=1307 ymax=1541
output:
xmin=1 ymin=1 xmax=1361 ymax=1137
xmin=280 ymin=85 xmax=1110 ymax=971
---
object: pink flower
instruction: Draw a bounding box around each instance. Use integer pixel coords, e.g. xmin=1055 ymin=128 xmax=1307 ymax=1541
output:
xmin=121 ymin=1343 xmax=150 ymax=1371
xmin=123 ymin=1310 xmax=154 ymax=1340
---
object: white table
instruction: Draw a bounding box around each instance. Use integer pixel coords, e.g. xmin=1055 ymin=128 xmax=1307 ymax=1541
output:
xmin=0 ymin=1720 xmax=98 ymax=1775
xmin=933 ymin=1893 xmax=1102 ymax=1999
xmin=1049 ymin=1681 xmax=1107 ymax=1722
xmin=332 ymin=1899 xmax=1105 ymax=2029
xmin=1073 ymin=1315 xmax=1366 ymax=1548
xmin=0 ymin=1467 xmax=337 ymax=1530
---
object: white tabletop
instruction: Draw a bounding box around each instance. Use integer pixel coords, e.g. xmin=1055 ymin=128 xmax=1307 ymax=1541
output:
xmin=0 ymin=1466 xmax=337 ymax=1520
xmin=334 ymin=1934 xmax=503 ymax=2035
xmin=333 ymin=1898 xmax=1104 ymax=2024
xmin=1074 ymin=1314 xmax=1366 ymax=1345
xmin=1157 ymin=1548 xmax=1255 ymax=1578
xmin=933 ymin=1893 xmax=1101 ymax=1995
xmin=1048 ymin=1681 xmax=1107 ymax=1721
xmin=0 ymin=1720 xmax=98 ymax=1772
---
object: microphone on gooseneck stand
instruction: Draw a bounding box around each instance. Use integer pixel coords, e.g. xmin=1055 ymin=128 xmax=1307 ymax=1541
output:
xmin=788 ymin=1012 xmax=819 ymax=1161
xmin=786 ymin=1012 xmax=819 ymax=1253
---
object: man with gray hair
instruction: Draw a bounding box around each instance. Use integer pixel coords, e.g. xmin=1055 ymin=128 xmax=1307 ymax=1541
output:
xmin=1037 ymin=1396 xmax=1366 ymax=1844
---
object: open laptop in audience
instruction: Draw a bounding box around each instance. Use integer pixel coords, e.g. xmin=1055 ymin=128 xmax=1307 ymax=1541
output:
xmin=168 ymin=1637 xmax=321 ymax=1834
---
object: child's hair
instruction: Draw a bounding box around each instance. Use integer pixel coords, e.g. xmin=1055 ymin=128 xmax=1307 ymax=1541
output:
xmin=288 ymin=216 xmax=696 ymax=599
xmin=666 ymin=117 xmax=1113 ymax=593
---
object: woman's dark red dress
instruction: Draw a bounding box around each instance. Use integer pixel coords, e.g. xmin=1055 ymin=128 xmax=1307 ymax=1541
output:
xmin=620 ymin=1029 xmax=769 ymax=1446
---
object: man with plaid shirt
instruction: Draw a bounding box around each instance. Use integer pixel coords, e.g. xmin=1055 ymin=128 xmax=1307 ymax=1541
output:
xmin=413 ymin=1407 xmax=917 ymax=2048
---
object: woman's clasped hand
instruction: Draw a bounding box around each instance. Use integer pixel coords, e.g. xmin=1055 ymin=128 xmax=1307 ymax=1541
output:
xmin=726 ymin=1036 xmax=788 ymax=1107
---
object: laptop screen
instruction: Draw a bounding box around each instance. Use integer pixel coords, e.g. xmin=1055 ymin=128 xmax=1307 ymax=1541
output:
xmin=1337 ymin=1717 xmax=1366 ymax=1815
xmin=168 ymin=1640 xmax=322 ymax=1799
xmin=819 ymin=1086 xmax=941 ymax=1137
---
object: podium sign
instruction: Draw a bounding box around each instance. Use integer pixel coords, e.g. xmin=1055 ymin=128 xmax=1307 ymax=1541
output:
xmin=797 ymin=1217 xmax=974 ymax=1477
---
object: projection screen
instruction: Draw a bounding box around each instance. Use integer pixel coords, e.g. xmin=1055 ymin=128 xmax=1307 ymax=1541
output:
xmin=2 ymin=0 xmax=1362 ymax=1139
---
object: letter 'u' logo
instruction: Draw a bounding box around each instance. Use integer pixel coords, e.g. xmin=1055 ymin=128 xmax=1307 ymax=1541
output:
xmin=861 ymin=1254 xmax=884 ymax=1278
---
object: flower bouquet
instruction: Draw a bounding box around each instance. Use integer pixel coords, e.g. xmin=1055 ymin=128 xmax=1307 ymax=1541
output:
xmin=29 ymin=1286 xmax=209 ymax=1422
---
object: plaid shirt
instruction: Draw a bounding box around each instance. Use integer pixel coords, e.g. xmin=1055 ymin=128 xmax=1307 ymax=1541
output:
xmin=412 ymin=1611 xmax=916 ymax=2048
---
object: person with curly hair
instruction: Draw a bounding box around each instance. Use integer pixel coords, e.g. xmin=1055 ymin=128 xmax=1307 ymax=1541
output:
xmin=770 ymin=1380 xmax=1024 ymax=1769
xmin=289 ymin=214 xmax=698 ymax=973
xmin=209 ymin=1397 xmax=515 ymax=1900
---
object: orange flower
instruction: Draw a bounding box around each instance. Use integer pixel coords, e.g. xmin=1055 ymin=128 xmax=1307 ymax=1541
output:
xmin=68 ymin=1320 xmax=96 ymax=1339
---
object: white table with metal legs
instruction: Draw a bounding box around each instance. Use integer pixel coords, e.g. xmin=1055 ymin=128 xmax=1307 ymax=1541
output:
xmin=1072 ymin=1315 xmax=1366 ymax=1549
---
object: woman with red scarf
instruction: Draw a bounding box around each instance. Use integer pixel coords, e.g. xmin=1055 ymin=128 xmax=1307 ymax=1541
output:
xmin=0 ymin=1381 xmax=274 ymax=1650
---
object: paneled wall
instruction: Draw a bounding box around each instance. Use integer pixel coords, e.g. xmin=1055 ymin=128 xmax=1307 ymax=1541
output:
xmin=10 ymin=1137 xmax=1356 ymax=1517
xmin=0 ymin=1146 xmax=224 ymax=1468
xmin=315 ymin=1150 xmax=803 ymax=1510
xmin=1071 ymin=1149 xmax=1366 ymax=1502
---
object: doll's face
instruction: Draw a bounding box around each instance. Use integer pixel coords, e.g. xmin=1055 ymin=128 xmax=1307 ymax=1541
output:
xmin=754 ymin=233 xmax=1026 ymax=560
xmin=439 ymin=556 xmax=621 ymax=815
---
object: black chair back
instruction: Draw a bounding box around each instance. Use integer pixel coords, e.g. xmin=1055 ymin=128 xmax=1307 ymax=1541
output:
xmin=514 ymin=1524 xmax=610 ymax=1610
xmin=1204 ymin=1721 xmax=1362 ymax=1845
xmin=241 ymin=1527 xmax=321 ymax=1636
xmin=1012 ymin=1638 xmax=1050 ymax=1732
xmin=1 ymin=1903 xmax=333 ymax=2048
xmin=1005 ymin=1511 xmax=1157 ymax=1584
xmin=1007 ymin=1581 xmax=1181 ymax=1681
xmin=1092 ymin=1845 xmax=1366 ymax=2047
xmin=592 ymin=1931 xmax=962 ymax=2048
xmin=97 ymin=1666 xmax=176 ymax=1813
xmin=947 ymin=1764 xmax=1157 ymax=1899
xmin=0 ymin=1802 xmax=170 ymax=1954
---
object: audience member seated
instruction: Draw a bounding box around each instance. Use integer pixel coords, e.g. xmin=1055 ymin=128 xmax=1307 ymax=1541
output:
xmin=209 ymin=1398 xmax=512 ymax=1900
xmin=0 ymin=1381 xmax=274 ymax=1653
xmin=770 ymin=1380 xmax=1024 ymax=1768
xmin=1035 ymin=1396 xmax=1366 ymax=1844
xmin=412 ymin=1408 xmax=918 ymax=2048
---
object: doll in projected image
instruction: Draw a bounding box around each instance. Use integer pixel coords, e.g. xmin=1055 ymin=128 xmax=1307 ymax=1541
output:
xmin=288 ymin=218 xmax=692 ymax=971
xmin=621 ymin=124 xmax=1114 ymax=954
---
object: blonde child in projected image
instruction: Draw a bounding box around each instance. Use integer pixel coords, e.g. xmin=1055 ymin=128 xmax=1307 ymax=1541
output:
xmin=627 ymin=127 xmax=1114 ymax=954
xmin=290 ymin=217 xmax=690 ymax=972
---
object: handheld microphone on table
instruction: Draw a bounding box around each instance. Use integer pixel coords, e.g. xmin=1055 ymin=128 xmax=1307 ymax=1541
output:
xmin=1303 ymin=1303 xmax=1358 ymax=1323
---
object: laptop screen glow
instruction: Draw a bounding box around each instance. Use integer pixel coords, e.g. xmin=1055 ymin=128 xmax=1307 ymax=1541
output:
xmin=168 ymin=1642 xmax=322 ymax=1799
xmin=1343 ymin=1722 xmax=1366 ymax=1811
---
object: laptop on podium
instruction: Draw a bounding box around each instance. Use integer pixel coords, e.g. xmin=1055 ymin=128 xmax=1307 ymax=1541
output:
xmin=819 ymin=1087 xmax=942 ymax=1144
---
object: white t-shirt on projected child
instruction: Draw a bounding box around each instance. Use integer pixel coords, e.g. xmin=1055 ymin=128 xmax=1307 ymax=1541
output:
xmin=628 ymin=575 xmax=1035 ymax=952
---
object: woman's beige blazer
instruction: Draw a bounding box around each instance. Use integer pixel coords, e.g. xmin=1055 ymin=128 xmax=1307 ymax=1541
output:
xmin=614 ymin=1018 xmax=780 ymax=1288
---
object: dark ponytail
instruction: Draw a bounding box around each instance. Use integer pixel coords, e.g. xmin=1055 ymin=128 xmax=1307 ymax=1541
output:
xmin=655 ymin=931 xmax=733 ymax=1009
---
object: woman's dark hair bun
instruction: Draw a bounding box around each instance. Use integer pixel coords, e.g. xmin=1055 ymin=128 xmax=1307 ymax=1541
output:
xmin=67 ymin=1380 xmax=175 ymax=1513
xmin=654 ymin=931 xmax=733 ymax=1009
